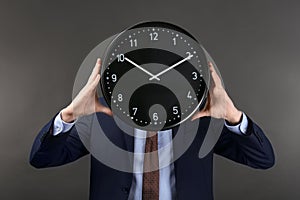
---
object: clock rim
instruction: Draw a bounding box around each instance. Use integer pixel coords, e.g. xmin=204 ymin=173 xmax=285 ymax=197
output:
xmin=100 ymin=21 xmax=209 ymax=130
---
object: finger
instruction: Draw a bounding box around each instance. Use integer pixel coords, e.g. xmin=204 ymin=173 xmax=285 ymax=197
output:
xmin=208 ymin=62 xmax=222 ymax=87
xmin=200 ymin=92 xmax=210 ymax=111
xmin=88 ymin=58 xmax=101 ymax=84
xmin=90 ymin=74 xmax=100 ymax=90
xmin=191 ymin=110 xmax=209 ymax=121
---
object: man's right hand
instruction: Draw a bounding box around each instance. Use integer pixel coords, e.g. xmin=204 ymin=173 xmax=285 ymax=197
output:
xmin=61 ymin=58 xmax=112 ymax=123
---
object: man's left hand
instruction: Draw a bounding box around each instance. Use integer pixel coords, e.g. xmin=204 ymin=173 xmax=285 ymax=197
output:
xmin=191 ymin=62 xmax=242 ymax=124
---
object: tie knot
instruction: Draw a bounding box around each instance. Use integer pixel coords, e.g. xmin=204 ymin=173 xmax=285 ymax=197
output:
xmin=147 ymin=131 xmax=157 ymax=138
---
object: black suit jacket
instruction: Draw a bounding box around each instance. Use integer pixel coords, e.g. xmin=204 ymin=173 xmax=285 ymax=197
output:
xmin=30 ymin=111 xmax=274 ymax=200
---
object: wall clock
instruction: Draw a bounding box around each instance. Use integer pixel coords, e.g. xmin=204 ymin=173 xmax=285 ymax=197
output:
xmin=100 ymin=21 xmax=210 ymax=131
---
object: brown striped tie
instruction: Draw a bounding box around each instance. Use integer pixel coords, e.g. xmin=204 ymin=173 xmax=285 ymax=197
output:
xmin=142 ymin=131 xmax=159 ymax=200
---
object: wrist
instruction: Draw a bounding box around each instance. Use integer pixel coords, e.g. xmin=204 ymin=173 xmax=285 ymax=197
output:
xmin=61 ymin=105 xmax=76 ymax=123
xmin=225 ymin=107 xmax=242 ymax=125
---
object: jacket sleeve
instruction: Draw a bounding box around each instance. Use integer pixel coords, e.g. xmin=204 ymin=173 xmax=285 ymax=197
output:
xmin=29 ymin=115 xmax=89 ymax=168
xmin=214 ymin=115 xmax=275 ymax=169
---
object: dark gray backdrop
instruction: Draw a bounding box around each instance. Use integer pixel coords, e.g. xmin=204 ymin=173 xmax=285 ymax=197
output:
xmin=0 ymin=0 xmax=299 ymax=199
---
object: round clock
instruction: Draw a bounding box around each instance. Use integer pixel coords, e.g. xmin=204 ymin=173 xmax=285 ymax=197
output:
xmin=100 ymin=21 xmax=210 ymax=131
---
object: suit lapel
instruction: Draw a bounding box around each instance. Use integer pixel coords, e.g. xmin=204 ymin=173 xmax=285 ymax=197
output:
xmin=172 ymin=119 xmax=202 ymax=199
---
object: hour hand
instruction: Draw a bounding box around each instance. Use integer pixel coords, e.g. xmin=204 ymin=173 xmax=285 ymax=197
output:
xmin=124 ymin=57 xmax=160 ymax=81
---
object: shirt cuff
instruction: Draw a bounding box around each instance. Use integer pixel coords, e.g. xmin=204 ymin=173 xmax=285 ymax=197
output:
xmin=53 ymin=111 xmax=76 ymax=136
xmin=224 ymin=112 xmax=248 ymax=135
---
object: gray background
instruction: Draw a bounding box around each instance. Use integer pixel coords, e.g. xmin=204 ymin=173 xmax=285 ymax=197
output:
xmin=0 ymin=0 xmax=299 ymax=199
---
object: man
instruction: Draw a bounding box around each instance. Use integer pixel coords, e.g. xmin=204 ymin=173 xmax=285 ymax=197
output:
xmin=30 ymin=59 xmax=275 ymax=200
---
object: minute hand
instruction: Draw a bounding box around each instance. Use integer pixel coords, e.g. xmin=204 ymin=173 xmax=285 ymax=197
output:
xmin=149 ymin=54 xmax=193 ymax=80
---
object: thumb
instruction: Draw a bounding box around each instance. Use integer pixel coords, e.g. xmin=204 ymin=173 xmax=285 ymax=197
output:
xmin=191 ymin=110 xmax=209 ymax=121
xmin=95 ymin=102 xmax=113 ymax=116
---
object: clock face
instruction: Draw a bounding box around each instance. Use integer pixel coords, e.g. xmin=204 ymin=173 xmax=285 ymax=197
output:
xmin=100 ymin=22 xmax=209 ymax=131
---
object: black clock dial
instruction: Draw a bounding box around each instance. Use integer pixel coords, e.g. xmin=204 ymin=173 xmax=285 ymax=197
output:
xmin=100 ymin=22 xmax=209 ymax=131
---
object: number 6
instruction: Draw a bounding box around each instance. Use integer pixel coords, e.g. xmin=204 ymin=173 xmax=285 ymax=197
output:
xmin=153 ymin=113 xmax=158 ymax=121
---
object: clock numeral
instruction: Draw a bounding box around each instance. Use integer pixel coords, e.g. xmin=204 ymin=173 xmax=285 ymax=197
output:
xmin=172 ymin=37 xmax=176 ymax=45
xmin=187 ymin=91 xmax=192 ymax=99
xmin=149 ymin=32 xmax=158 ymax=41
xmin=117 ymin=54 xmax=125 ymax=62
xmin=130 ymin=39 xmax=137 ymax=47
xmin=186 ymin=52 xmax=192 ymax=57
xmin=192 ymin=71 xmax=198 ymax=80
xmin=153 ymin=113 xmax=158 ymax=121
xmin=118 ymin=93 xmax=123 ymax=102
xmin=173 ymin=106 xmax=179 ymax=115
xmin=132 ymin=107 xmax=138 ymax=116
xmin=111 ymin=74 xmax=117 ymax=82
